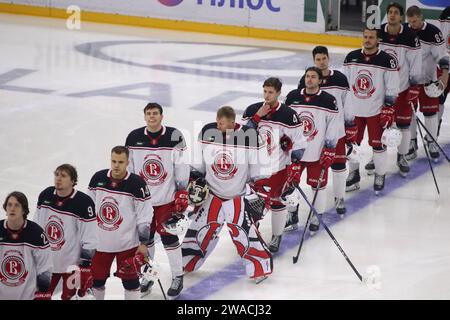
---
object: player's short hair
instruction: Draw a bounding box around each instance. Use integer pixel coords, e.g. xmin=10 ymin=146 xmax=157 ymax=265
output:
xmin=305 ymin=66 xmax=323 ymax=80
xmin=144 ymin=102 xmax=163 ymax=115
xmin=263 ymin=77 xmax=282 ymax=92
xmin=363 ymin=27 xmax=381 ymax=39
xmin=111 ymin=146 xmax=129 ymax=159
xmin=312 ymin=46 xmax=329 ymax=58
xmin=406 ymin=5 xmax=422 ymax=18
xmin=3 ymin=191 xmax=30 ymax=219
xmin=216 ymin=106 xmax=236 ymax=120
xmin=387 ymin=2 xmax=404 ymax=16
xmin=55 ymin=164 xmax=78 ymax=187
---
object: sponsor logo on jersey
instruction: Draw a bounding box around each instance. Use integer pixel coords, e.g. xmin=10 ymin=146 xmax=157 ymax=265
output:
xmin=298 ymin=111 xmax=318 ymax=142
xmin=0 ymin=250 xmax=29 ymax=287
xmin=97 ymin=197 xmax=123 ymax=231
xmin=211 ymin=151 xmax=238 ymax=180
xmin=352 ymin=70 xmax=376 ymax=99
xmin=139 ymin=154 xmax=168 ymax=186
xmin=45 ymin=215 xmax=65 ymax=251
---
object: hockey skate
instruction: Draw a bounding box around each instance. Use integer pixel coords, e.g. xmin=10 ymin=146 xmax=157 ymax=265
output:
xmin=426 ymin=138 xmax=440 ymax=163
xmin=309 ymin=214 xmax=320 ymax=235
xmin=167 ymin=275 xmax=183 ymax=300
xmin=268 ymin=235 xmax=282 ymax=253
xmin=365 ymin=159 xmax=375 ymax=176
xmin=284 ymin=211 xmax=299 ymax=232
xmin=346 ymin=169 xmax=360 ymax=192
xmin=397 ymin=153 xmax=410 ymax=178
xmin=405 ymin=138 xmax=418 ymax=161
xmin=254 ymin=275 xmax=268 ymax=284
xmin=334 ymin=197 xmax=346 ymax=217
xmin=374 ymin=174 xmax=385 ymax=196
xmin=140 ymin=279 xmax=154 ymax=298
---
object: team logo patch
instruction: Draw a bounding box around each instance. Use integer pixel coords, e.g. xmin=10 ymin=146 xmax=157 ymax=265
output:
xmin=97 ymin=197 xmax=123 ymax=231
xmin=258 ymin=124 xmax=277 ymax=156
xmin=0 ymin=251 xmax=28 ymax=287
xmin=352 ymin=70 xmax=375 ymax=99
xmin=45 ymin=215 xmax=65 ymax=251
xmin=211 ymin=151 xmax=238 ymax=180
xmin=298 ymin=111 xmax=318 ymax=141
xmin=139 ymin=154 xmax=168 ymax=186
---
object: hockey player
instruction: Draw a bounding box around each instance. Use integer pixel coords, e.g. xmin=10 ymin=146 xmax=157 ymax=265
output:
xmin=364 ymin=2 xmax=422 ymax=178
xmin=182 ymin=106 xmax=273 ymax=283
xmin=284 ymin=66 xmax=340 ymax=233
xmin=438 ymin=6 xmax=450 ymax=138
xmin=33 ymin=164 xmax=97 ymax=300
xmin=126 ymin=102 xmax=189 ymax=299
xmin=284 ymin=46 xmax=350 ymax=234
xmin=88 ymin=146 xmax=153 ymax=300
xmin=242 ymin=77 xmax=306 ymax=253
xmin=405 ymin=6 xmax=449 ymax=162
xmin=343 ymin=27 xmax=400 ymax=195
xmin=0 ymin=191 xmax=52 ymax=300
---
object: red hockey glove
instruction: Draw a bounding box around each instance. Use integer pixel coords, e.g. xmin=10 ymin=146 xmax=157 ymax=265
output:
xmin=406 ymin=85 xmax=421 ymax=102
xmin=320 ymin=148 xmax=336 ymax=169
xmin=286 ymin=162 xmax=303 ymax=186
xmin=380 ymin=105 xmax=395 ymax=128
xmin=34 ymin=291 xmax=52 ymax=300
xmin=78 ymin=266 xmax=93 ymax=294
xmin=345 ymin=125 xmax=358 ymax=144
xmin=174 ymin=190 xmax=189 ymax=213
xmin=115 ymin=253 xmax=148 ymax=279
xmin=280 ymin=134 xmax=293 ymax=152
xmin=250 ymin=179 xmax=271 ymax=207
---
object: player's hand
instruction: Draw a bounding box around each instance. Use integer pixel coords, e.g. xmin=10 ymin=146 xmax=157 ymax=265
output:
xmin=280 ymin=134 xmax=293 ymax=152
xmin=174 ymin=190 xmax=189 ymax=213
xmin=135 ymin=244 xmax=148 ymax=258
xmin=380 ymin=105 xmax=395 ymax=128
xmin=256 ymin=102 xmax=272 ymax=118
xmin=345 ymin=125 xmax=358 ymax=144
xmin=115 ymin=253 xmax=148 ymax=279
xmin=286 ymin=161 xmax=303 ymax=186
xmin=319 ymin=148 xmax=336 ymax=169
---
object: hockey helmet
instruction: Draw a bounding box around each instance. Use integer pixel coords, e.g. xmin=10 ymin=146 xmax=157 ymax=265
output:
xmin=280 ymin=185 xmax=302 ymax=207
xmin=163 ymin=214 xmax=190 ymax=236
xmin=424 ymin=80 xmax=445 ymax=98
xmin=381 ymin=127 xmax=402 ymax=148
xmin=187 ymin=177 xmax=209 ymax=206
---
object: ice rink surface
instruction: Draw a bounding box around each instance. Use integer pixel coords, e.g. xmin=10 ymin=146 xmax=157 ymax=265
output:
xmin=1 ymin=13 xmax=450 ymax=300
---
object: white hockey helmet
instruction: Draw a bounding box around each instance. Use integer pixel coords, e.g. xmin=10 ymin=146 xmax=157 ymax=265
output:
xmin=280 ymin=185 xmax=302 ymax=207
xmin=141 ymin=260 xmax=161 ymax=282
xmin=346 ymin=143 xmax=364 ymax=163
xmin=424 ymin=80 xmax=445 ymax=98
xmin=163 ymin=215 xmax=190 ymax=236
xmin=381 ymin=127 xmax=402 ymax=148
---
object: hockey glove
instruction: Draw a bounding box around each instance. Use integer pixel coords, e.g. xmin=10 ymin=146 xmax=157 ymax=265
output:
xmin=319 ymin=148 xmax=336 ymax=169
xmin=286 ymin=161 xmax=303 ymax=186
xmin=174 ymin=190 xmax=189 ymax=213
xmin=115 ymin=253 xmax=148 ymax=279
xmin=406 ymin=85 xmax=421 ymax=103
xmin=345 ymin=124 xmax=358 ymax=144
xmin=280 ymin=134 xmax=293 ymax=152
xmin=78 ymin=265 xmax=93 ymax=295
xmin=250 ymin=179 xmax=271 ymax=208
xmin=380 ymin=105 xmax=395 ymax=128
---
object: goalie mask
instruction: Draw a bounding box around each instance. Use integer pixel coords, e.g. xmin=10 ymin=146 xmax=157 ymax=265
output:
xmin=187 ymin=177 xmax=209 ymax=206
xmin=280 ymin=185 xmax=302 ymax=207
xmin=244 ymin=193 xmax=268 ymax=222
xmin=163 ymin=214 xmax=190 ymax=236
xmin=424 ymin=80 xmax=444 ymax=98
xmin=381 ymin=127 xmax=402 ymax=148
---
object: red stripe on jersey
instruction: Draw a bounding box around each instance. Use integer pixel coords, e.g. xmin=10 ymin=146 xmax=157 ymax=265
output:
xmin=343 ymin=63 xmax=396 ymax=71
xmin=0 ymin=242 xmax=50 ymax=250
xmin=232 ymin=198 xmax=241 ymax=225
xmin=39 ymin=205 xmax=96 ymax=222
xmin=289 ymin=105 xmax=339 ymax=113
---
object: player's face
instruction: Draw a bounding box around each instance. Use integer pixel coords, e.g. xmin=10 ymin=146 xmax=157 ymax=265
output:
xmin=216 ymin=116 xmax=235 ymax=133
xmin=313 ymin=53 xmax=329 ymax=71
xmin=363 ymin=30 xmax=379 ymax=50
xmin=145 ymin=108 xmax=163 ymax=130
xmin=305 ymin=71 xmax=321 ymax=90
xmin=407 ymin=15 xmax=423 ymax=30
xmin=54 ymin=170 xmax=74 ymax=192
xmin=263 ymin=86 xmax=280 ymax=106
xmin=387 ymin=7 xmax=402 ymax=26
xmin=110 ymin=152 xmax=129 ymax=179
xmin=5 ymin=196 xmax=25 ymax=222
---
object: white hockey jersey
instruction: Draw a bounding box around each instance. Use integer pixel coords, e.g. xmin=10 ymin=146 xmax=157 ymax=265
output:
xmin=33 ymin=187 xmax=97 ymax=273
xmin=342 ymin=49 xmax=400 ymax=117
xmin=440 ymin=7 xmax=450 ymax=54
xmin=192 ymin=123 xmax=271 ymax=200
xmin=380 ymin=23 xmax=422 ymax=91
xmin=297 ymin=69 xmax=349 ymax=138
xmin=87 ymin=170 xmax=153 ymax=253
xmin=242 ymin=101 xmax=306 ymax=173
xmin=405 ymin=21 xmax=449 ymax=83
xmin=285 ymin=89 xmax=340 ymax=162
xmin=126 ymin=126 xmax=190 ymax=206
xmin=0 ymin=220 xmax=52 ymax=300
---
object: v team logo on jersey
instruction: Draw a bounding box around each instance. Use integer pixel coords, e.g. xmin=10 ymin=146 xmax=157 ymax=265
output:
xmin=0 ymin=251 xmax=29 ymax=287
xmin=258 ymin=124 xmax=277 ymax=156
xmin=211 ymin=151 xmax=238 ymax=180
xmin=139 ymin=154 xmax=168 ymax=186
xmin=352 ymin=70 xmax=376 ymax=99
xmin=45 ymin=215 xmax=65 ymax=251
xmin=298 ymin=111 xmax=318 ymax=142
xmin=97 ymin=197 xmax=123 ymax=231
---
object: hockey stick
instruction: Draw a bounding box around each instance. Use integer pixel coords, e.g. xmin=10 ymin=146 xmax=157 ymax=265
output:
xmin=294 ymin=184 xmax=363 ymax=282
xmin=292 ymin=167 xmax=326 ymax=264
xmin=157 ymin=279 xmax=167 ymax=300
xmin=415 ymin=117 xmax=450 ymax=163
xmin=417 ymin=116 xmax=440 ymax=194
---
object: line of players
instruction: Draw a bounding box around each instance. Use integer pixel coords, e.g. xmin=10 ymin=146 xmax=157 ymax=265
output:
xmin=1 ymin=3 xmax=449 ymax=301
